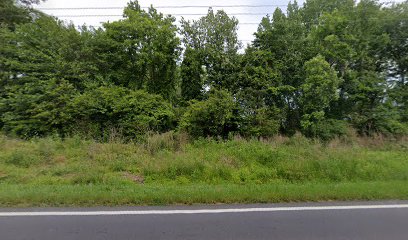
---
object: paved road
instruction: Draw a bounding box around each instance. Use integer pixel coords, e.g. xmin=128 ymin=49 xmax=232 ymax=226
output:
xmin=1 ymin=201 xmax=408 ymax=240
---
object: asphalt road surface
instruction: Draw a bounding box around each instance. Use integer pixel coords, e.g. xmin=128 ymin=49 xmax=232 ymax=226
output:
xmin=1 ymin=201 xmax=408 ymax=240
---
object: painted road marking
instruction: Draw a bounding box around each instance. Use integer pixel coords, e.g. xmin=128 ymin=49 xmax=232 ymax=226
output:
xmin=1 ymin=204 xmax=408 ymax=217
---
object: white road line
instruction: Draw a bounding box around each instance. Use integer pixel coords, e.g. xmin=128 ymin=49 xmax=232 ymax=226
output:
xmin=1 ymin=204 xmax=408 ymax=217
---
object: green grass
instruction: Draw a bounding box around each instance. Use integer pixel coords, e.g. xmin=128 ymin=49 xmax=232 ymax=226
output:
xmin=1 ymin=182 xmax=408 ymax=207
xmin=0 ymin=133 xmax=407 ymax=206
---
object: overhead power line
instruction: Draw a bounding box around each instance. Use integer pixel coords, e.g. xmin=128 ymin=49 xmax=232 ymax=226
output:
xmin=238 ymin=23 xmax=260 ymax=25
xmin=36 ymin=5 xmax=289 ymax=11
xmin=49 ymin=13 xmax=274 ymax=17
xmin=43 ymin=14 xmax=408 ymax=21
xmin=6 ymin=11 xmax=407 ymax=23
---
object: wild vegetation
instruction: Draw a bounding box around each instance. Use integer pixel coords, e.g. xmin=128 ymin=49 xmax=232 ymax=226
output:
xmin=0 ymin=133 xmax=407 ymax=206
xmin=1 ymin=0 xmax=407 ymax=140
xmin=0 ymin=0 xmax=408 ymax=206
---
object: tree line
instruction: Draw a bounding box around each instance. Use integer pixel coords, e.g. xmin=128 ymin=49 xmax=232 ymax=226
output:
xmin=0 ymin=0 xmax=407 ymax=140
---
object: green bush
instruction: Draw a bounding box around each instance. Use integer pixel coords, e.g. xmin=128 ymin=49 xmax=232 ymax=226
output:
xmin=71 ymin=86 xmax=175 ymax=140
xmin=301 ymin=114 xmax=348 ymax=141
xmin=240 ymin=107 xmax=281 ymax=138
xmin=351 ymin=104 xmax=408 ymax=136
xmin=179 ymin=90 xmax=237 ymax=138
xmin=316 ymin=120 xmax=348 ymax=141
xmin=0 ymin=79 xmax=77 ymax=138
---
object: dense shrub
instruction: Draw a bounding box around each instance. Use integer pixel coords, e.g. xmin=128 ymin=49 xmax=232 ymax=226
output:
xmin=179 ymin=90 xmax=237 ymax=138
xmin=240 ymin=107 xmax=281 ymax=138
xmin=70 ymin=86 xmax=175 ymax=140
xmin=0 ymin=79 xmax=77 ymax=138
xmin=302 ymin=118 xmax=349 ymax=141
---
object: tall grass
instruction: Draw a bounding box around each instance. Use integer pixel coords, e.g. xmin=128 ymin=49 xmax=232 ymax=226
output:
xmin=0 ymin=133 xmax=407 ymax=186
xmin=0 ymin=133 xmax=407 ymax=206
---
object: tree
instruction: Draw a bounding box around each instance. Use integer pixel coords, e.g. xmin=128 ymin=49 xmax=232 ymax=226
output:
xmin=302 ymin=0 xmax=354 ymax=29
xmin=0 ymin=15 xmax=95 ymax=137
xmin=1 ymin=1 xmax=180 ymax=139
xmin=300 ymin=56 xmax=340 ymax=114
xmin=0 ymin=15 xmax=97 ymax=91
xmin=99 ymin=1 xmax=180 ymax=100
xmin=0 ymin=0 xmax=45 ymax=29
xmin=384 ymin=1 xmax=408 ymax=124
xmin=180 ymin=8 xmax=241 ymax=98
xmin=253 ymin=4 xmax=311 ymax=134
xmin=307 ymin=0 xmax=405 ymax=135
xmin=180 ymin=47 xmax=205 ymax=101
xmin=0 ymin=78 xmax=76 ymax=137
xmin=235 ymin=47 xmax=285 ymax=138
xmin=299 ymin=55 xmax=342 ymax=138
xmin=1 ymin=0 xmax=408 ymax=140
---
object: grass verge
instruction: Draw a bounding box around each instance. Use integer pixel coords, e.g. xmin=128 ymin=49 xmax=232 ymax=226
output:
xmin=1 ymin=181 xmax=408 ymax=207
xmin=0 ymin=133 xmax=407 ymax=207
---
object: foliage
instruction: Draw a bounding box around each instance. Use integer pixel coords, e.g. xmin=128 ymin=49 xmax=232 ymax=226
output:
xmin=0 ymin=14 xmax=97 ymax=91
xmin=239 ymin=107 xmax=281 ymax=138
xmin=0 ymin=0 xmax=407 ymax=140
xmin=71 ymin=86 xmax=175 ymax=140
xmin=300 ymin=55 xmax=340 ymax=113
xmin=299 ymin=55 xmax=343 ymax=138
xmin=0 ymin=14 xmax=99 ymax=137
xmin=1 ymin=133 xmax=408 ymax=185
xmin=384 ymin=2 xmax=408 ymax=124
xmin=253 ymin=4 xmax=312 ymax=134
xmin=0 ymin=79 xmax=76 ymax=138
xmin=179 ymin=90 xmax=237 ymax=138
xmin=235 ymin=48 xmax=284 ymax=138
xmin=98 ymin=1 xmax=180 ymax=99
xmin=0 ymin=0 xmax=44 ymax=29
xmin=180 ymin=47 xmax=204 ymax=101
xmin=180 ymin=8 xmax=241 ymax=97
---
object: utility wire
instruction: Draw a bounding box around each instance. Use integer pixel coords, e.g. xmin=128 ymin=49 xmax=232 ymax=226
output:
xmin=36 ymin=5 xmax=290 ymax=10
xmin=42 ymin=14 xmax=408 ymax=22
xmin=5 ymin=12 xmax=407 ymax=22
xmin=51 ymin=13 xmax=275 ymax=17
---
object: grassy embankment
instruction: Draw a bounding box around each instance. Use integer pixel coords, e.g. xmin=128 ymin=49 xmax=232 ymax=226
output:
xmin=0 ymin=133 xmax=407 ymax=207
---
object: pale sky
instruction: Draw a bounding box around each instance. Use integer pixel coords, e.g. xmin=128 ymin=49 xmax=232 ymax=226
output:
xmin=35 ymin=0 xmax=404 ymax=46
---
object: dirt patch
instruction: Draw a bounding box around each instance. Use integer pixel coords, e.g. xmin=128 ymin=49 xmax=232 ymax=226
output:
xmin=220 ymin=155 xmax=239 ymax=168
xmin=54 ymin=155 xmax=67 ymax=164
xmin=0 ymin=171 xmax=7 ymax=180
xmin=123 ymin=172 xmax=144 ymax=184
